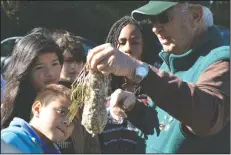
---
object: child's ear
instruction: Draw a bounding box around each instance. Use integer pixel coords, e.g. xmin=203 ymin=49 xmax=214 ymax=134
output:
xmin=32 ymin=101 xmax=42 ymax=117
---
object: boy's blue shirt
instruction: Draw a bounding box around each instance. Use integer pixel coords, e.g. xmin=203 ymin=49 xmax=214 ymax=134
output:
xmin=1 ymin=117 xmax=60 ymax=153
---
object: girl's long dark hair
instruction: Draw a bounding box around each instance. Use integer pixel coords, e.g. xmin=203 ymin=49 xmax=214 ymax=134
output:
xmin=1 ymin=33 xmax=63 ymax=128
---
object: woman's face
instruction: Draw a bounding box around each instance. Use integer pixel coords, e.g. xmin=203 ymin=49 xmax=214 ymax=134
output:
xmin=30 ymin=52 xmax=62 ymax=92
xmin=117 ymin=24 xmax=143 ymax=60
xmin=60 ymin=51 xmax=84 ymax=83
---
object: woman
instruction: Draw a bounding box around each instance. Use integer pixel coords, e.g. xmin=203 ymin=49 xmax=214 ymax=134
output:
xmin=99 ymin=15 xmax=160 ymax=153
xmin=1 ymin=33 xmax=63 ymax=129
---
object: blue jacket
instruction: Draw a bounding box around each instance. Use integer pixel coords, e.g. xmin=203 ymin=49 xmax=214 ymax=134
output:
xmin=1 ymin=117 xmax=60 ymax=153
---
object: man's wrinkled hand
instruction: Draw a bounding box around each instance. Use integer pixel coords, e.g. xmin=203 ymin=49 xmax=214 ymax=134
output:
xmin=87 ymin=43 xmax=141 ymax=78
xmin=109 ymin=89 xmax=136 ymax=120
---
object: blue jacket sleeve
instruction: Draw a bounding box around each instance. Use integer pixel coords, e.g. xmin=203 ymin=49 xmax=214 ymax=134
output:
xmin=1 ymin=132 xmax=32 ymax=153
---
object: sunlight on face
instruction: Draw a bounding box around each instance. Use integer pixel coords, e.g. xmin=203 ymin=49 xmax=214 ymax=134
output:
xmin=36 ymin=96 xmax=75 ymax=142
xmin=152 ymin=4 xmax=197 ymax=54
xmin=117 ymin=24 xmax=143 ymax=60
xmin=60 ymin=51 xmax=84 ymax=83
xmin=30 ymin=52 xmax=61 ymax=92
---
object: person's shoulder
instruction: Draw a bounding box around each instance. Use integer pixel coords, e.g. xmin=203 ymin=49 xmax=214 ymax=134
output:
xmin=1 ymin=140 xmax=22 ymax=153
xmin=207 ymin=45 xmax=230 ymax=62
xmin=1 ymin=130 xmax=29 ymax=153
xmin=1 ymin=125 xmax=42 ymax=153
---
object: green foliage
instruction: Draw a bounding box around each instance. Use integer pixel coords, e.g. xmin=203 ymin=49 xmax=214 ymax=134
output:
xmin=1 ymin=1 xmax=20 ymax=17
xmin=1 ymin=1 xmax=230 ymax=44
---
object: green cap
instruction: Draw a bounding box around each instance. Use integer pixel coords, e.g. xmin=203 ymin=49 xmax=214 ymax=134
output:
xmin=132 ymin=1 xmax=178 ymax=21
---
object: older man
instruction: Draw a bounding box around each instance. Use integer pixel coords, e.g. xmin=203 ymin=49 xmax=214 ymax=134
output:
xmin=87 ymin=1 xmax=230 ymax=153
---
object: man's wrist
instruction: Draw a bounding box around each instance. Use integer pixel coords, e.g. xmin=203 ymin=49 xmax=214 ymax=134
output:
xmin=126 ymin=59 xmax=143 ymax=80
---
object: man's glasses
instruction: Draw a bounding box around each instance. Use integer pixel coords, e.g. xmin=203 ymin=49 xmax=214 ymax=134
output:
xmin=149 ymin=11 xmax=171 ymax=25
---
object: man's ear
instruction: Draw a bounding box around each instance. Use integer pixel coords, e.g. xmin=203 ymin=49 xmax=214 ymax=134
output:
xmin=32 ymin=101 xmax=42 ymax=117
xmin=190 ymin=5 xmax=203 ymax=24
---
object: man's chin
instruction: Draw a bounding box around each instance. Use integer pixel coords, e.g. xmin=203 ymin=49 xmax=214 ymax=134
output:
xmin=163 ymin=46 xmax=172 ymax=53
xmin=163 ymin=45 xmax=177 ymax=54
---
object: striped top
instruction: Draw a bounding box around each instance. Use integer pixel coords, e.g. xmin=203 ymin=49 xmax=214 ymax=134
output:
xmin=99 ymin=95 xmax=151 ymax=153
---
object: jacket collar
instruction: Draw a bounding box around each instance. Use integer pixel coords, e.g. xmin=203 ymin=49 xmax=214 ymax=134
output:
xmin=159 ymin=26 xmax=225 ymax=73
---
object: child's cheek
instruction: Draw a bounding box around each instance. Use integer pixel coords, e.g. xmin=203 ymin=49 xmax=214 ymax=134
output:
xmin=67 ymin=125 xmax=74 ymax=138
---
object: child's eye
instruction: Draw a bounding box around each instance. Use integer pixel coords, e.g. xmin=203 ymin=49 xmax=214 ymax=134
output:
xmin=52 ymin=62 xmax=60 ymax=66
xmin=57 ymin=109 xmax=66 ymax=115
xmin=118 ymin=41 xmax=126 ymax=46
xmin=35 ymin=66 xmax=43 ymax=70
xmin=64 ymin=59 xmax=74 ymax=63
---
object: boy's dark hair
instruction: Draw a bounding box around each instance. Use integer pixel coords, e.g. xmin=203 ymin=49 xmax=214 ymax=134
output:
xmin=53 ymin=30 xmax=86 ymax=63
xmin=31 ymin=84 xmax=71 ymax=118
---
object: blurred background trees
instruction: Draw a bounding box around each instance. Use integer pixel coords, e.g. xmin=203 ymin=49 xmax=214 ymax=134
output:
xmin=1 ymin=1 xmax=230 ymax=44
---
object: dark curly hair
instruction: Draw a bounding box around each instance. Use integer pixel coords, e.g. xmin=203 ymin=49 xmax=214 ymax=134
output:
xmin=105 ymin=15 xmax=162 ymax=93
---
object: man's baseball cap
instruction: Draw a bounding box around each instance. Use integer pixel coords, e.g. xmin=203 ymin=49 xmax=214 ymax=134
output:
xmin=132 ymin=1 xmax=213 ymax=21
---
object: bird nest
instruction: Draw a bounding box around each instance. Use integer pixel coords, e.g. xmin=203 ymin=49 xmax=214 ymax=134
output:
xmin=67 ymin=65 xmax=110 ymax=136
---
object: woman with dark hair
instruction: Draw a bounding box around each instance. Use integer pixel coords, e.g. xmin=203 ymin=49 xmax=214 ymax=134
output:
xmin=99 ymin=15 xmax=160 ymax=153
xmin=1 ymin=33 xmax=63 ymax=129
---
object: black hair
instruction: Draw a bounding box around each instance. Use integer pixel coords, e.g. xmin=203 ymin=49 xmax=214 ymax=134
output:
xmin=26 ymin=27 xmax=53 ymax=39
xmin=52 ymin=30 xmax=86 ymax=63
xmin=106 ymin=15 xmax=162 ymax=94
xmin=1 ymin=33 xmax=63 ymax=129
xmin=106 ymin=15 xmax=143 ymax=49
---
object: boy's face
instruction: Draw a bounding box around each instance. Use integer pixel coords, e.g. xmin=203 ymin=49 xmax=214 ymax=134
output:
xmin=33 ymin=96 xmax=75 ymax=142
xmin=60 ymin=51 xmax=84 ymax=83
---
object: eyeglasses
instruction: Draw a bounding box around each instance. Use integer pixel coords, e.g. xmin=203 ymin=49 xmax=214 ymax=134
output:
xmin=149 ymin=11 xmax=171 ymax=25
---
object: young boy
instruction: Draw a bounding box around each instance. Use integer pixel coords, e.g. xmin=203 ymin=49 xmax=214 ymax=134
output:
xmin=1 ymin=84 xmax=77 ymax=153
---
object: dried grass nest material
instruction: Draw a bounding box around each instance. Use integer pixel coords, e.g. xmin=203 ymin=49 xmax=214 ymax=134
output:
xmin=68 ymin=66 xmax=110 ymax=136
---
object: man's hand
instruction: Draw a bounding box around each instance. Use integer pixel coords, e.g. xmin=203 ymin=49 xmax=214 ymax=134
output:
xmin=87 ymin=43 xmax=142 ymax=79
xmin=109 ymin=89 xmax=136 ymax=120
